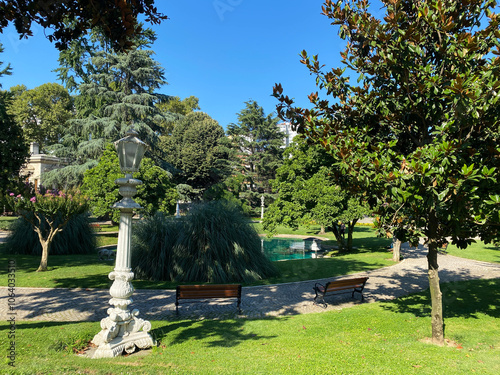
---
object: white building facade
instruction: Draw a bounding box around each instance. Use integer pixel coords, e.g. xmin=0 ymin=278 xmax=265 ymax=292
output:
xmin=21 ymin=143 xmax=67 ymax=191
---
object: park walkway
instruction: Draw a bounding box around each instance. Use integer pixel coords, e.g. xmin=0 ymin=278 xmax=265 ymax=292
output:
xmin=1 ymin=238 xmax=500 ymax=322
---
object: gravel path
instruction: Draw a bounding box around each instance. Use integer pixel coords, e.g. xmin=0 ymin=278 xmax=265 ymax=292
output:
xmin=1 ymin=240 xmax=500 ymax=322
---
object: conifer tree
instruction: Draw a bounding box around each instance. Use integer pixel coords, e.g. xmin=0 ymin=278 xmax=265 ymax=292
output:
xmin=226 ymin=101 xmax=284 ymax=214
xmin=44 ymin=30 xmax=171 ymax=188
xmin=227 ymin=101 xmax=284 ymax=193
xmin=163 ymin=112 xmax=230 ymax=199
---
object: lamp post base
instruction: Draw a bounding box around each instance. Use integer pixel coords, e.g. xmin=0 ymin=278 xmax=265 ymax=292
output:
xmin=91 ymin=312 xmax=155 ymax=358
xmin=91 ymin=331 xmax=155 ymax=359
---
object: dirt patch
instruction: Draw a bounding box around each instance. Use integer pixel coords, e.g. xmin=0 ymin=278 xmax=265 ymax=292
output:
xmin=420 ymin=337 xmax=462 ymax=348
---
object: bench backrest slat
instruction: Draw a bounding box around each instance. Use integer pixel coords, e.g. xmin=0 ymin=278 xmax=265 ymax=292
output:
xmin=178 ymin=284 xmax=240 ymax=291
xmin=177 ymin=284 xmax=241 ymax=299
xmin=325 ymin=277 xmax=368 ymax=292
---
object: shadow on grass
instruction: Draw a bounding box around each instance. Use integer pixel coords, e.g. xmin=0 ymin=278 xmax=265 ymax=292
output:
xmin=52 ymin=275 xmax=177 ymax=289
xmin=152 ymin=318 xmax=280 ymax=348
xmin=258 ymin=253 xmax=391 ymax=286
xmin=0 ymin=320 xmax=75 ymax=332
xmin=0 ymin=253 xmax=105 ymax=275
xmin=0 ymin=318 xmax=278 ymax=351
xmin=352 ymin=226 xmax=375 ymax=233
xmin=380 ymin=279 xmax=500 ymax=319
xmin=354 ymin=237 xmax=391 ymax=251
xmin=51 ymin=274 xmax=112 ymax=289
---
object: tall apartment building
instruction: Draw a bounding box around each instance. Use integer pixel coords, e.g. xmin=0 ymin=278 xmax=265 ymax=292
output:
xmin=277 ymin=122 xmax=298 ymax=148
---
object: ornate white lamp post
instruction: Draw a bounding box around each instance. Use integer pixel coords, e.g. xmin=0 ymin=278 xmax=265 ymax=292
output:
xmin=92 ymin=129 xmax=154 ymax=358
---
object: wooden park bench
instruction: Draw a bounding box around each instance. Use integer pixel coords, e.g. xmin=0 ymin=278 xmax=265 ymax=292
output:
xmin=313 ymin=277 xmax=369 ymax=307
xmin=175 ymin=284 xmax=242 ymax=314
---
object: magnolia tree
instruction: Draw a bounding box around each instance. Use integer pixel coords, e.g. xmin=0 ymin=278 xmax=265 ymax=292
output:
xmin=6 ymin=189 xmax=89 ymax=271
xmin=273 ymin=0 xmax=500 ymax=344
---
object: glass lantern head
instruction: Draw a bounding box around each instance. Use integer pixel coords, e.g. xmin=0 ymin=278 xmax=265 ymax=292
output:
xmin=115 ymin=128 xmax=147 ymax=174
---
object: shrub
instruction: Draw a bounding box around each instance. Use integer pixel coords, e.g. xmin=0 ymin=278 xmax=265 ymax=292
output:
xmin=4 ymin=212 xmax=97 ymax=255
xmin=81 ymin=144 xmax=178 ymax=223
xmin=132 ymin=201 xmax=279 ymax=283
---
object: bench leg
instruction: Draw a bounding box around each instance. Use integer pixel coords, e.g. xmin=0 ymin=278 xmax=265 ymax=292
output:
xmin=313 ymin=295 xmax=327 ymax=308
xmin=352 ymin=289 xmax=365 ymax=301
xmin=313 ymin=287 xmax=326 ymax=308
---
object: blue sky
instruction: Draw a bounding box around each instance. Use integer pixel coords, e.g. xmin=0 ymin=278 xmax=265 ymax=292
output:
xmin=0 ymin=1 xmax=385 ymax=129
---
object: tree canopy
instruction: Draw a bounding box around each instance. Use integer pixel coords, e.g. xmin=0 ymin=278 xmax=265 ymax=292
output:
xmin=263 ymin=139 xmax=368 ymax=250
xmin=0 ymin=91 xmax=29 ymax=194
xmin=6 ymin=187 xmax=89 ymax=271
xmin=273 ymin=0 xmax=500 ymax=345
xmin=81 ymin=144 xmax=178 ymax=223
xmin=0 ymin=44 xmax=28 ymax=195
xmin=163 ymin=112 xmax=230 ymax=199
xmin=9 ymin=83 xmax=74 ymax=151
xmin=0 ymin=0 xmax=167 ymax=51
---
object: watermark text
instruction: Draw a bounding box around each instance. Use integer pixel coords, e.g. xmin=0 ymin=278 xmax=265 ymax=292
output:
xmin=7 ymin=259 xmax=16 ymax=367
xmin=213 ymin=0 xmax=244 ymax=21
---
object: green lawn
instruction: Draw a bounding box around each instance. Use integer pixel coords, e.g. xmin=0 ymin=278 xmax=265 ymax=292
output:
xmin=95 ymin=232 xmax=120 ymax=247
xmin=0 ymin=216 xmax=17 ymax=231
xmin=0 ymin=243 xmax=394 ymax=289
xmin=445 ymin=241 xmax=500 ymax=264
xmin=0 ymin=224 xmax=394 ymax=289
xmin=1 ymin=278 xmax=498 ymax=374
xmin=252 ymin=221 xmax=342 ymax=240
xmin=2 ymin=224 xmax=499 ymax=289
xmin=2 ymin=219 xmax=499 ymax=373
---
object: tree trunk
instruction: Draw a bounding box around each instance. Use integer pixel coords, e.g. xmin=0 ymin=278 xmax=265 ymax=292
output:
xmin=35 ymin=226 xmax=61 ymax=272
xmin=37 ymin=240 xmax=50 ymax=272
xmin=392 ymin=239 xmax=401 ymax=262
xmin=319 ymin=224 xmax=326 ymax=235
xmin=331 ymin=224 xmax=346 ymax=251
xmin=427 ymin=243 xmax=444 ymax=345
xmin=347 ymin=220 xmax=357 ymax=251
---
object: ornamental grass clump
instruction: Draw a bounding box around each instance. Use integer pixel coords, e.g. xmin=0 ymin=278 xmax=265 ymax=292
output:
xmin=132 ymin=201 xmax=279 ymax=283
xmin=132 ymin=212 xmax=182 ymax=282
